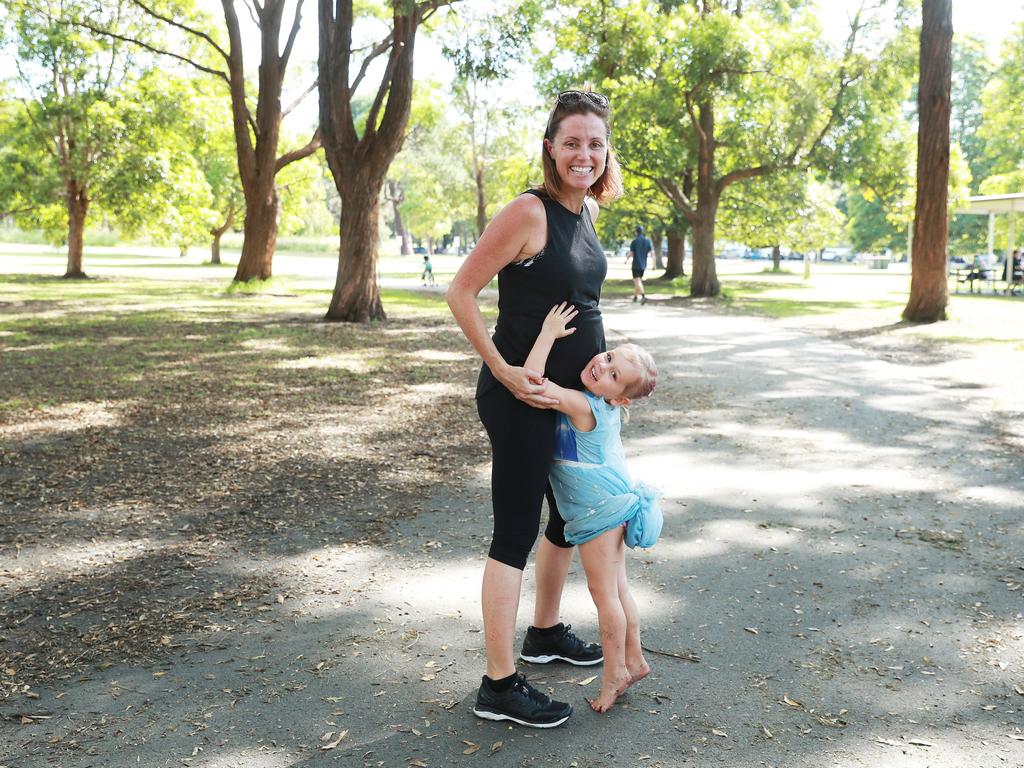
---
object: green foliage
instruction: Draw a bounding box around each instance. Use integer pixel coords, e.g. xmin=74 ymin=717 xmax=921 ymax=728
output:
xmin=952 ymin=34 xmax=994 ymax=192
xmin=535 ymin=1 xmax=913 ymax=271
xmin=978 ymin=22 xmax=1024 ymax=185
xmin=0 ymin=0 xmax=223 ymax=255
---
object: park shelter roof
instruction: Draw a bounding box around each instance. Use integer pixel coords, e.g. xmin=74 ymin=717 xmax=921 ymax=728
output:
xmin=955 ymin=193 xmax=1024 ymax=216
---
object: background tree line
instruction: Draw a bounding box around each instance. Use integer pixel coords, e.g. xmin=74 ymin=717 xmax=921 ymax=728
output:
xmin=1 ymin=0 xmax=1022 ymax=320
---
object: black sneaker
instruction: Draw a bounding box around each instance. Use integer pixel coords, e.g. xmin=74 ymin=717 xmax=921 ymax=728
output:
xmin=472 ymin=674 xmax=572 ymax=728
xmin=519 ymin=623 xmax=603 ymax=666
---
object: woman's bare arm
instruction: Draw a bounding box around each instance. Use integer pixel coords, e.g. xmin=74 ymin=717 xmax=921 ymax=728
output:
xmin=447 ymin=195 xmax=556 ymax=406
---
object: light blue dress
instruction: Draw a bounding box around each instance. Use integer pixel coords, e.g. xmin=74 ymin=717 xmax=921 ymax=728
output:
xmin=550 ymin=392 xmax=663 ymax=548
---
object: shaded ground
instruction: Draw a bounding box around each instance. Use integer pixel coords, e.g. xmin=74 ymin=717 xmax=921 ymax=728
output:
xmin=2 ymin=272 xmax=1023 ymax=767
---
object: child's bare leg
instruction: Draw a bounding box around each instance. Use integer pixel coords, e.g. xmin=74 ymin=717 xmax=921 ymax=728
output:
xmin=579 ymin=528 xmax=630 ymax=712
xmin=617 ymin=560 xmax=650 ymax=685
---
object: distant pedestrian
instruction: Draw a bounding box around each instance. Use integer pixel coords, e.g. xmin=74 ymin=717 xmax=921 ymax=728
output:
xmin=626 ymin=225 xmax=653 ymax=304
xmin=421 ymin=255 xmax=435 ymax=286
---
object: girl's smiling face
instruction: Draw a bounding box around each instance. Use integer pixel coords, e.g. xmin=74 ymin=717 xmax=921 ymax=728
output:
xmin=545 ymin=113 xmax=608 ymax=196
xmin=581 ymin=347 xmax=640 ymax=403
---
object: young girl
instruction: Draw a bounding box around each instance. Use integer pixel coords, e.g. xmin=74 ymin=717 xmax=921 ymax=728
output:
xmin=524 ymin=302 xmax=662 ymax=713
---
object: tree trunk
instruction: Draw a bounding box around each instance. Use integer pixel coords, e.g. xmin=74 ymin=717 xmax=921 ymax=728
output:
xmin=651 ymin=234 xmax=663 ymax=269
xmin=772 ymin=243 xmax=781 ymax=271
xmin=475 ymin=164 xmax=487 ymax=238
xmin=319 ymin=0 xmax=428 ymax=323
xmin=234 ymin=184 xmax=279 ymax=281
xmin=690 ymin=213 xmax=720 ymax=296
xmin=690 ymin=102 xmax=721 ymax=297
xmin=427 ymin=235 xmax=435 ymax=256
xmin=663 ymin=231 xmax=685 ymax=278
xmin=326 ymin=182 xmax=384 ymax=322
xmin=63 ymin=180 xmax=88 ymax=279
xmin=210 ymin=205 xmax=235 ymax=265
xmin=387 ymin=180 xmax=412 ymax=255
xmin=903 ymin=0 xmax=952 ymax=323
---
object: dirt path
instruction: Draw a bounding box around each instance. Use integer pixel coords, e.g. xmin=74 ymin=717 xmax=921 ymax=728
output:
xmin=3 ymin=297 xmax=1022 ymax=767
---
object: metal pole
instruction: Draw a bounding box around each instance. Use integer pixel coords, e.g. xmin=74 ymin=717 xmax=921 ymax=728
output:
xmin=988 ymin=212 xmax=996 ymax=256
xmin=1009 ymin=201 xmax=1017 ymax=282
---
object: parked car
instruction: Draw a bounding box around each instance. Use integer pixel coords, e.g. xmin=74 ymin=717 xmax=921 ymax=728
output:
xmin=718 ymin=245 xmax=750 ymax=259
xmin=820 ymin=246 xmax=853 ymax=262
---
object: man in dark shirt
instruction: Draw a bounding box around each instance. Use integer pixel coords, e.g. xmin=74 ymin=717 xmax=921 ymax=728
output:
xmin=626 ymin=225 xmax=653 ymax=304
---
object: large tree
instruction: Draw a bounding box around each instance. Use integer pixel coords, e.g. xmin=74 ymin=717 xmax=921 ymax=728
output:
xmin=317 ymin=0 xmax=456 ymax=322
xmin=94 ymin=0 xmax=322 ymax=281
xmin=540 ymin=0 xmax=909 ymax=297
xmin=0 ymin=1 xmax=204 ymax=277
xmin=903 ymin=0 xmax=953 ymax=323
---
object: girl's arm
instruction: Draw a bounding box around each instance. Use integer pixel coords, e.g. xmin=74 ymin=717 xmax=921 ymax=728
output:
xmin=523 ymin=302 xmax=578 ymax=375
xmin=542 ymin=382 xmax=597 ymax=432
xmin=447 ymin=195 xmax=555 ymax=407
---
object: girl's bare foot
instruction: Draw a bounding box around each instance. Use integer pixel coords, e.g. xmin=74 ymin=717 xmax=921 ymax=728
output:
xmin=626 ymin=655 xmax=651 ymax=688
xmin=589 ymin=670 xmax=631 ymax=713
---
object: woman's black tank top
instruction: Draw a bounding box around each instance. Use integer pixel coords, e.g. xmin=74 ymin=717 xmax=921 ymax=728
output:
xmin=476 ymin=189 xmax=607 ymax=398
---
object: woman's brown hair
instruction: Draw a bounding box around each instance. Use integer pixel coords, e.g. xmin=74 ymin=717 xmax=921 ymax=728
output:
xmin=539 ymin=90 xmax=624 ymax=206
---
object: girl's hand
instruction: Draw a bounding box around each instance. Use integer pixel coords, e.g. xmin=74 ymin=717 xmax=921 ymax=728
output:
xmin=495 ymin=364 xmax=559 ymax=408
xmin=541 ymin=302 xmax=578 ymax=339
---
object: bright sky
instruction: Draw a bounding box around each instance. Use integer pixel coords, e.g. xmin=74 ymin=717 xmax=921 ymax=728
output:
xmin=818 ymin=0 xmax=1024 ymax=51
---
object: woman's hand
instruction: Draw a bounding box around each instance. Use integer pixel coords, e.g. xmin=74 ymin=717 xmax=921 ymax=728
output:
xmin=540 ymin=302 xmax=578 ymax=339
xmin=494 ymin=363 xmax=559 ymax=408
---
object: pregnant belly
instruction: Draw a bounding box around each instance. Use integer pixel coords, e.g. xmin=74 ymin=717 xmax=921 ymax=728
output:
xmin=546 ymin=316 xmax=604 ymax=389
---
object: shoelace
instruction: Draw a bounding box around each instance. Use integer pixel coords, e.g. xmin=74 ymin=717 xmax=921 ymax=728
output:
xmin=561 ymin=624 xmax=586 ymax=648
xmin=514 ymin=676 xmax=548 ymax=705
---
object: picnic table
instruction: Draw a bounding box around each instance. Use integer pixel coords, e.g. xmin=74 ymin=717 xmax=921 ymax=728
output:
xmin=950 ymin=261 xmax=1023 ymax=295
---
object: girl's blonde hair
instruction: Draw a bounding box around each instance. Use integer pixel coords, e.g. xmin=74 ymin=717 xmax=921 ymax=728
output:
xmin=619 ymin=344 xmax=658 ymax=400
xmin=539 ymin=89 xmax=624 ymax=206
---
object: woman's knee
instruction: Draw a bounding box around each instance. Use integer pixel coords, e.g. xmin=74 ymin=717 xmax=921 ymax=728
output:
xmin=488 ymin=527 xmax=540 ymax=571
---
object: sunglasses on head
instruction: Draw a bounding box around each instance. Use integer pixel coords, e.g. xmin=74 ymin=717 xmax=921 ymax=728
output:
xmin=556 ymin=90 xmax=610 ymax=108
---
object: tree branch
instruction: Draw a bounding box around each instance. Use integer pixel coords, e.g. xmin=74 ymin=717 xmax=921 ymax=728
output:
xmin=275 ymin=128 xmax=322 ymax=172
xmin=281 ymin=0 xmax=305 ymax=69
xmin=282 ymin=78 xmax=319 ymax=117
xmin=129 ymin=0 xmax=230 ymax=62
xmin=654 ymin=178 xmax=698 ymax=222
xmin=715 ymin=165 xmax=771 ymax=197
xmin=71 ymin=16 xmax=230 ymax=83
xmin=683 ymin=89 xmax=707 ymax=147
xmin=350 ymin=31 xmax=395 ymax=93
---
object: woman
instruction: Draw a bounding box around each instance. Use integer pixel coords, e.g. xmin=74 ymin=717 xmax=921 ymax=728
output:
xmin=447 ymin=90 xmax=623 ymax=728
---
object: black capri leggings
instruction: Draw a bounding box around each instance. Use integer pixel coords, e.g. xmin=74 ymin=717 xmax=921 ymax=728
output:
xmin=477 ymin=383 xmax=571 ymax=570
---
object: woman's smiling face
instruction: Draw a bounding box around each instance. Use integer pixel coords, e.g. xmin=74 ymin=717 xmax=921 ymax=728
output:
xmin=545 ymin=113 xmax=608 ymax=196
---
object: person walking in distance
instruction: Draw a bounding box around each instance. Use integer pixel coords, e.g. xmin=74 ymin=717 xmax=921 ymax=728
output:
xmin=626 ymin=225 xmax=653 ymax=304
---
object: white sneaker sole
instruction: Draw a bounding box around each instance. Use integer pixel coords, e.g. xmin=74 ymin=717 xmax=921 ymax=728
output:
xmin=518 ymin=652 xmax=604 ymax=666
xmin=472 ymin=707 xmax=571 ymax=728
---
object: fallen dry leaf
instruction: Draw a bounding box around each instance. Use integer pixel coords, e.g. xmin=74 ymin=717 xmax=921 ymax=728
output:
xmin=762 ymin=725 xmax=773 ymax=739
xmin=578 ymin=675 xmax=598 ymax=686
xmin=908 ymin=738 xmax=934 ymax=747
xmin=712 ymin=729 xmax=728 ymax=737
xmin=321 ymin=729 xmax=348 ymax=750
xmin=462 ymin=741 xmax=481 ymax=755
xmin=782 ymin=694 xmax=802 ymax=708
xmin=490 ymin=741 xmax=503 ymax=754
xmin=744 ymin=627 xmax=758 ymax=635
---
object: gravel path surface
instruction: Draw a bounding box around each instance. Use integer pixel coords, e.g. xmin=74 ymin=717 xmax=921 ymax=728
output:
xmin=4 ymin=298 xmax=1021 ymax=768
